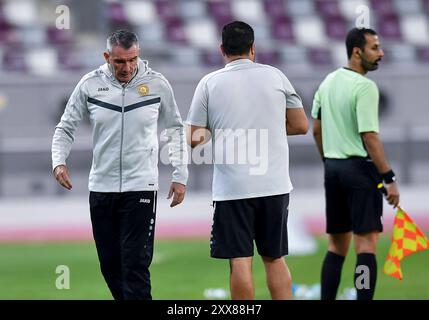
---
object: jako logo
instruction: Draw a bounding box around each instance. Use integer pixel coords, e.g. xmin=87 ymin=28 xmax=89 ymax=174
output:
xmin=140 ymin=199 xmax=151 ymax=203
xmin=98 ymin=87 xmax=109 ymax=92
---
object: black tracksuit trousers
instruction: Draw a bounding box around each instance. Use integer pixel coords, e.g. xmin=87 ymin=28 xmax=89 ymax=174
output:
xmin=89 ymin=191 xmax=157 ymax=300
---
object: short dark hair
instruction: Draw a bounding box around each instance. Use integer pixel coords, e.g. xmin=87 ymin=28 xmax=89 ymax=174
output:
xmin=345 ymin=28 xmax=377 ymax=59
xmin=222 ymin=21 xmax=254 ymax=56
xmin=107 ymin=29 xmax=139 ymax=52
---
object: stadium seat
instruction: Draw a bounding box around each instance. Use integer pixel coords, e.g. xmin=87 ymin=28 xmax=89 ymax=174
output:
xmin=165 ymin=18 xmax=187 ymax=44
xmin=330 ymin=41 xmax=348 ymax=67
xmin=26 ymin=47 xmax=58 ymax=75
xmin=0 ymin=25 xmax=14 ymax=43
xmin=370 ymin=0 xmax=396 ymax=16
xmin=2 ymin=47 xmax=27 ymax=71
xmin=271 ymin=16 xmax=295 ymax=42
xmin=232 ymin=0 xmax=266 ymax=23
xmin=123 ymin=1 xmax=156 ymax=25
xmin=377 ymin=14 xmax=402 ymax=40
xmin=177 ymin=0 xmax=207 ymax=20
xmin=106 ymin=2 xmax=127 ymax=25
xmin=338 ymin=0 xmax=370 ymax=21
xmin=424 ymin=0 xmax=429 ymax=13
xmin=57 ymin=47 xmax=83 ymax=71
xmin=3 ymin=0 xmax=37 ymax=27
xmin=184 ymin=19 xmax=217 ymax=49
xmin=324 ymin=15 xmax=348 ymax=40
xmin=256 ymin=49 xmax=280 ymax=65
xmin=315 ymin=0 xmax=341 ymax=18
xmin=168 ymin=45 xmax=201 ymax=66
xmin=385 ymin=43 xmax=417 ymax=63
xmin=263 ymin=0 xmax=287 ymax=18
xmin=308 ymin=47 xmax=333 ymax=65
xmin=206 ymin=0 xmax=233 ymax=28
xmin=46 ymin=27 xmax=73 ymax=45
xmin=154 ymin=0 xmax=178 ymax=20
xmin=201 ymin=49 xmax=224 ymax=67
xmin=400 ymin=15 xmax=429 ymax=45
xmin=253 ymin=22 xmax=273 ymax=47
xmin=416 ymin=46 xmax=429 ymax=63
xmin=293 ymin=17 xmax=327 ymax=46
xmin=286 ymin=0 xmax=316 ymax=16
xmin=136 ymin=22 xmax=165 ymax=45
xmin=393 ymin=0 xmax=423 ymax=15
xmin=279 ymin=44 xmax=308 ymax=66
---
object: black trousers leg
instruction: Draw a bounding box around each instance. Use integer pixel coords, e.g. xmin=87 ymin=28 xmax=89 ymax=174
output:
xmin=89 ymin=192 xmax=124 ymax=300
xmin=119 ymin=191 xmax=157 ymax=300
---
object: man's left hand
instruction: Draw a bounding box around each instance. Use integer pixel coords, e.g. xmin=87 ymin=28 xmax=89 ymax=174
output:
xmin=167 ymin=182 xmax=186 ymax=207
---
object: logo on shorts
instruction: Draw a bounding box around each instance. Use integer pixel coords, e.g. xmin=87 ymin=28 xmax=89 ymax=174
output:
xmin=140 ymin=198 xmax=151 ymax=203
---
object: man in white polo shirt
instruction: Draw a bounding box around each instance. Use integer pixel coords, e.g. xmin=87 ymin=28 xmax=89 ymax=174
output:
xmin=186 ymin=21 xmax=308 ymax=300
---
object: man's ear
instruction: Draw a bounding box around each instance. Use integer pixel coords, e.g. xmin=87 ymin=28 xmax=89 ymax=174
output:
xmin=103 ymin=51 xmax=110 ymax=63
xmin=220 ymin=44 xmax=226 ymax=57
xmin=250 ymin=43 xmax=255 ymax=56
xmin=353 ymin=47 xmax=362 ymax=59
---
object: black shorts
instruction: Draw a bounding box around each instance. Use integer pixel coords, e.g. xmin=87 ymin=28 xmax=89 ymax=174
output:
xmin=324 ymin=157 xmax=383 ymax=234
xmin=210 ymin=193 xmax=289 ymax=259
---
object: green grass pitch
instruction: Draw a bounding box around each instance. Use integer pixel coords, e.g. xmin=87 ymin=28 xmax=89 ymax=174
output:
xmin=0 ymin=236 xmax=428 ymax=299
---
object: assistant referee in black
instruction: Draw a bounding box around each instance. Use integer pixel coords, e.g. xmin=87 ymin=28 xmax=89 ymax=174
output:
xmin=312 ymin=28 xmax=400 ymax=300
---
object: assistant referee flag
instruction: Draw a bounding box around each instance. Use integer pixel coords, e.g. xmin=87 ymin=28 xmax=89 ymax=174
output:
xmin=384 ymin=207 xmax=429 ymax=280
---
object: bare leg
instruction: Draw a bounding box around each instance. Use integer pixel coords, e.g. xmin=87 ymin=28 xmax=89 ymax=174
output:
xmin=262 ymin=256 xmax=292 ymax=300
xmin=229 ymin=257 xmax=254 ymax=300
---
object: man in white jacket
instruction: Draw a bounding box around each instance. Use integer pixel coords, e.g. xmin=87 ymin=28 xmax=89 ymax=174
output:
xmin=51 ymin=30 xmax=188 ymax=300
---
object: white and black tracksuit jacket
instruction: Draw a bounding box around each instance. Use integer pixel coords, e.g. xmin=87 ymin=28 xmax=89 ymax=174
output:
xmin=52 ymin=59 xmax=188 ymax=192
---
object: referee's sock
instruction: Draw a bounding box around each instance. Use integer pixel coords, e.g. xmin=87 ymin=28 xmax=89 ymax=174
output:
xmin=354 ymin=253 xmax=377 ymax=300
xmin=321 ymin=251 xmax=345 ymax=300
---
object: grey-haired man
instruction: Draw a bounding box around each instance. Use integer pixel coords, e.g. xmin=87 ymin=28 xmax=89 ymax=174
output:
xmin=51 ymin=30 xmax=188 ymax=300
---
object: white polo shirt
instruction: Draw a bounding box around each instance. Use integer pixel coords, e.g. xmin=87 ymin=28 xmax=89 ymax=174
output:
xmin=186 ymin=58 xmax=303 ymax=201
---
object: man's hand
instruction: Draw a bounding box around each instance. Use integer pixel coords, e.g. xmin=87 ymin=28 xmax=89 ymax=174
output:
xmin=385 ymin=182 xmax=400 ymax=208
xmin=167 ymin=182 xmax=186 ymax=207
xmin=53 ymin=165 xmax=73 ymax=190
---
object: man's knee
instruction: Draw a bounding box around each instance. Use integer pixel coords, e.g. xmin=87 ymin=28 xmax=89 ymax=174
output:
xmin=229 ymin=257 xmax=252 ymax=273
xmin=328 ymin=232 xmax=352 ymax=256
xmin=354 ymin=232 xmax=378 ymax=254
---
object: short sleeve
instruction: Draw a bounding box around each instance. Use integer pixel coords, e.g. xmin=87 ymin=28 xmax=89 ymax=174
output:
xmin=277 ymin=69 xmax=303 ymax=109
xmin=311 ymin=89 xmax=321 ymax=119
xmin=186 ymin=77 xmax=209 ymax=127
xmin=356 ymin=81 xmax=379 ymax=133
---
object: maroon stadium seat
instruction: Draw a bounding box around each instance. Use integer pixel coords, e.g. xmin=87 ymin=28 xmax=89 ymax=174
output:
xmin=377 ymin=14 xmax=402 ymax=40
xmin=207 ymin=0 xmax=233 ymax=28
xmin=155 ymin=0 xmax=178 ymax=20
xmin=256 ymin=50 xmax=280 ymax=65
xmin=263 ymin=0 xmax=286 ymax=18
xmin=308 ymin=47 xmax=332 ymax=65
xmin=201 ymin=50 xmax=224 ymax=67
xmin=271 ymin=16 xmax=295 ymax=42
xmin=165 ymin=18 xmax=187 ymax=44
xmin=370 ymin=0 xmax=396 ymax=16
xmin=2 ymin=48 xmax=27 ymax=72
xmin=46 ymin=26 xmax=73 ymax=45
xmin=57 ymin=47 xmax=83 ymax=71
xmin=324 ymin=15 xmax=347 ymax=40
xmin=424 ymin=0 xmax=429 ymax=13
xmin=315 ymin=0 xmax=341 ymax=18
xmin=417 ymin=47 xmax=429 ymax=63
xmin=106 ymin=2 xmax=127 ymax=25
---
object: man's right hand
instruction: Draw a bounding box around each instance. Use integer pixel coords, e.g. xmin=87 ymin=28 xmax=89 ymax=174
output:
xmin=385 ymin=182 xmax=400 ymax=208
xmin=53 ymin=165 xmax=73 ymax=190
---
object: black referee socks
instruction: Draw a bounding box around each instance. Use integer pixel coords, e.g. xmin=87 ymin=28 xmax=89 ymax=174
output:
xmin=321 ymin=251 xmax=345 ymax=300
xmin=354 ymin=253 xmax=377 ymax=300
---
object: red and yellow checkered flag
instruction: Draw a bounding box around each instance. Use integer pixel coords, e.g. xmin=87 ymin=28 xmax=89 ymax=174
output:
xmin=384 ymin=207 xmax=429 ymax=280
